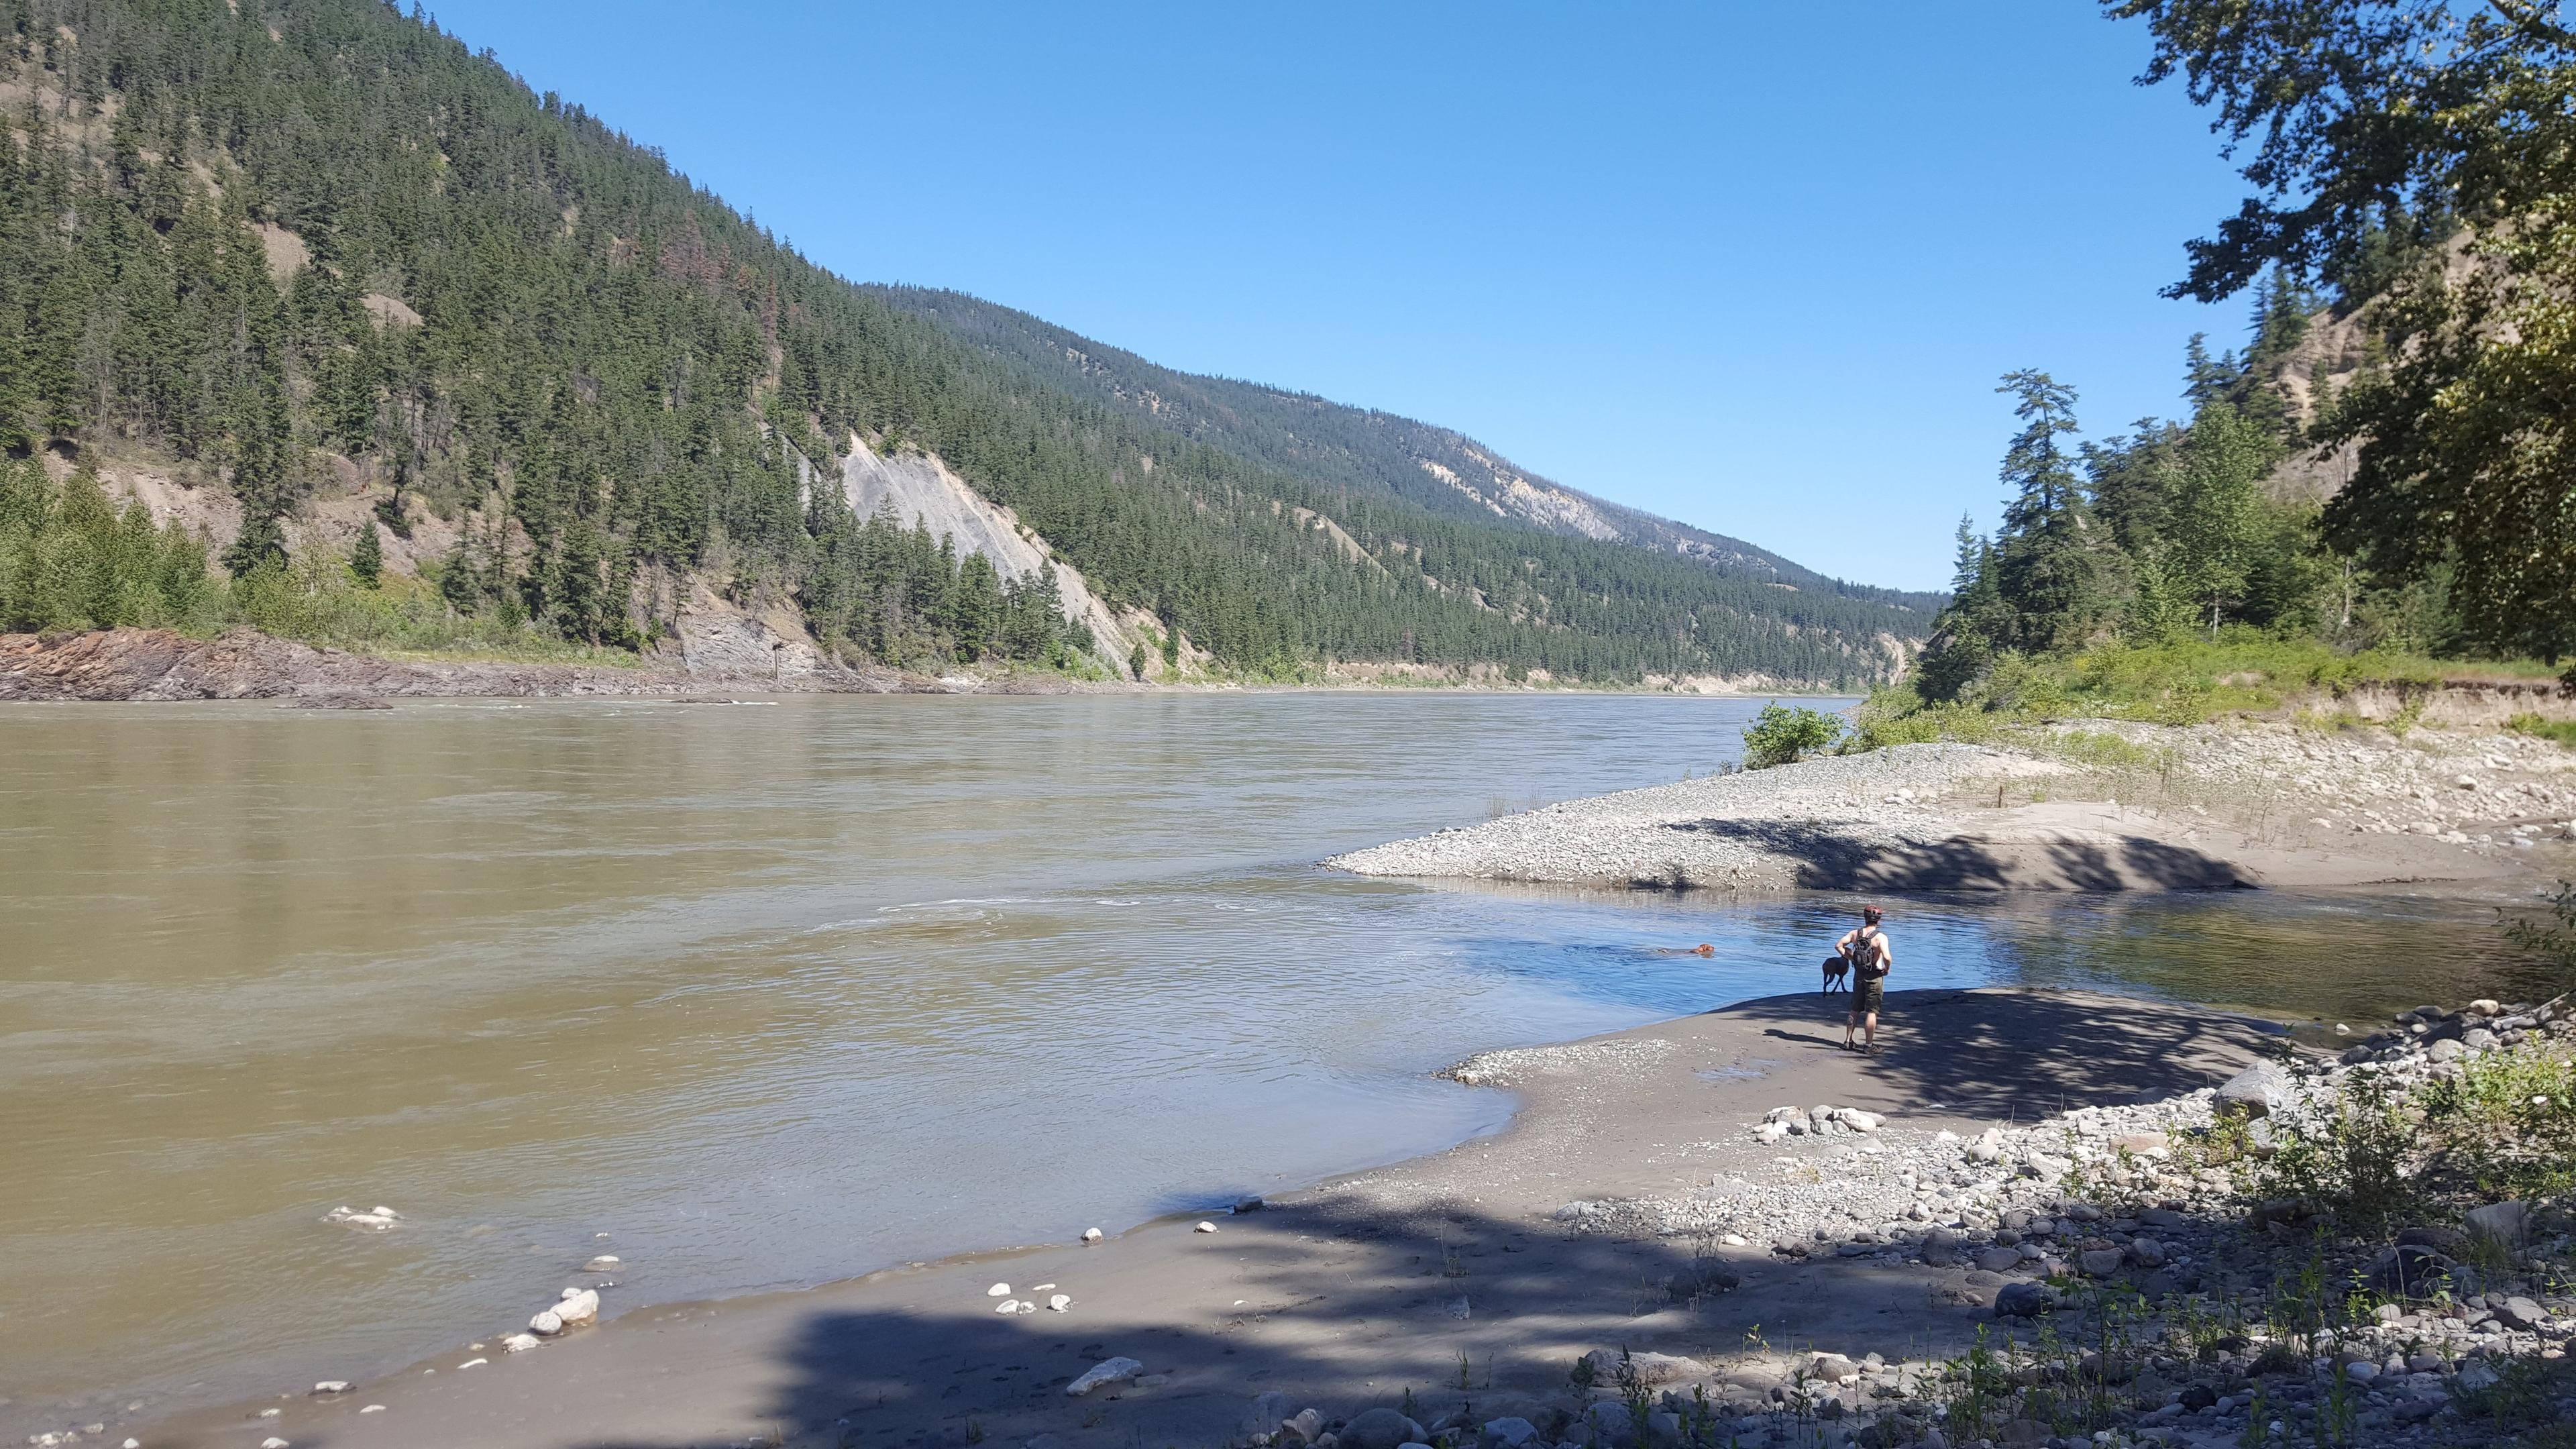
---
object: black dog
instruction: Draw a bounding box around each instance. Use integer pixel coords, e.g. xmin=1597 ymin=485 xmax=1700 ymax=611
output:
xmin=1820 ymin=954 xmax=1850 ymax=994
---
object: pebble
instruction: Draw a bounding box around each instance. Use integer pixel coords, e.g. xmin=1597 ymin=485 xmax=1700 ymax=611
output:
xmin=986 ymin=1282 xmax=1012 ymax=1297
xmin=1193 ymin=1221 xmax=1218 ymax=1234
xmin=1081 ymin=1228 xmax=1104 ymax=1243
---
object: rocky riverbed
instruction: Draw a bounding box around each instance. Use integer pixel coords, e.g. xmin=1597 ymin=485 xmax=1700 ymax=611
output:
xmin=1328 ymin=722 xmax=2576 ymax=893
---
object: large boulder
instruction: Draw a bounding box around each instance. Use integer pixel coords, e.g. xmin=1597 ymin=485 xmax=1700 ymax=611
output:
xmin=1580 ymin=1349 xmax=1709 ymax=1386
xmin=1342 ymin=1409 xmax=1430 ymax=1449
xmin=1579 ymin=1403 xmax=1635 ymax=1449
xmin=2215 ymin=1061 xmax=2296 ymax=1120
xmin=2365 ymin=1244 xmax=2458 ymax=1299
xmin=2397 ymin=1225 xmax=2471 ymax=1257
xmin=1811 ymin=1354 xmax=1860 ymax=1385
xmin=1479 ymin=1418 xmax=1540 ymax=1449
xmin=2465 ymin=1201 xmax=2530 ymax=1252
xmin=1994 ymin=1282 xmax=2056 ymax=1318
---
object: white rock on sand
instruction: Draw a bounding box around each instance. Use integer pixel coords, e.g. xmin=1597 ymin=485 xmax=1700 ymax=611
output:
xmin=1064 ymin=1356 xmax=1143 ymax=1396
xmin=322 ymin=1205 xmax=402 ymax=1231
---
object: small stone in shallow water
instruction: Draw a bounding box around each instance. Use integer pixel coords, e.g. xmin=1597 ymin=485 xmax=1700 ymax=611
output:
xmin=503 ymin=1332 xmax=541 ymax=1352
xmin=986 ymin=1282 xmax=1012 ymax=1297
xmin=1049 ymin=1293 xmax=1072 ymax=1311
xmin=1081 ymin=1228 xmax=1104 ymax=1243
xmin=312 ymin=1380 xmax=349 ymax=1394
xmin=583 ymin=1256 xmax=620 ymax=1271
xmin=458 ymin=1357 xmax=487 ymax=1369
xmin=360 ymin=1406 xmax=385 ymax=1414
xmin=1194 ymin=1221 xmax=1218 ymax=1233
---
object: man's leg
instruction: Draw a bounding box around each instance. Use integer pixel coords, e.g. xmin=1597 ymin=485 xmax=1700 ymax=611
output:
xmin=1864 ymin=1010 xmax=1879 ymax=1050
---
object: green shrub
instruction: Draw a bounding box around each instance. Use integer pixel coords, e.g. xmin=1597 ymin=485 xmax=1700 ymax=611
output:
xmin=2507 ymin=711 xmax=2576 ymax=748
xmin=0 ymin=461 xmax=216 ymax=633
xmin=1742 ymin=702 xmax=1846 ymax=769
xmin=2234 ymin=1074 xmax=2422 ymax=1238
xmin=2419 ymin=1038 xmax=2576 ymax=1202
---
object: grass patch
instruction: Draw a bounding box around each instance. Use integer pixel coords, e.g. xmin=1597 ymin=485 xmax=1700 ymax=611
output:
xmin=2508 ymin=711 xmax=2576 ymax=748
xmin=1851 ymin=635 xmax=2538 ymax=748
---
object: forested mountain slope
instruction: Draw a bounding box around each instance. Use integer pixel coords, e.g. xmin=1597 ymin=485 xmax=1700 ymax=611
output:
xmin=0 ymin=0 xmax=1931 ymax=686
xmin=879 ymin=286 xmax=1944 ymax=613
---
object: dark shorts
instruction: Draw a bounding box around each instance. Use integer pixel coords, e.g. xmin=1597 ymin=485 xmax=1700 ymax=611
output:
xmin=1852 ymin=976 xmax=1884 ymax=1014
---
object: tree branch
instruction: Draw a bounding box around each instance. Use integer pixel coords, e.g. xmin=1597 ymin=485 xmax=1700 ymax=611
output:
xmin=2488 ymin=0 xmax=2576 ymax=51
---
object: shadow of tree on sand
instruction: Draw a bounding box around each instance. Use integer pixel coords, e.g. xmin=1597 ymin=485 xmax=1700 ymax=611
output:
xmin=1660 ymin=820 xmax=2251 ymax=892
xmin=1731 ymin=987 xmax=2283 ymax=1120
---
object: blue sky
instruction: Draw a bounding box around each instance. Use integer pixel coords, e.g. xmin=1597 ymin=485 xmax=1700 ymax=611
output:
xmin=426 ymin=1 xmax=2253 ymax=593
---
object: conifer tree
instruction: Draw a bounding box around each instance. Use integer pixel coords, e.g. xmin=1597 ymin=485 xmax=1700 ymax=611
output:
xmin=350 ymin=519 xmax=382 ymax=588
xmin=1990 ymin=370 xmax=2116 ymax=652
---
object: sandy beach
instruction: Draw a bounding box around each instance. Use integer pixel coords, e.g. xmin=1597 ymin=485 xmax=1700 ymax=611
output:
xmin=1328 ymin=729 xmax=2576 ymax=893
xmin=119 ymin=988 xmax=2277 ymax=1449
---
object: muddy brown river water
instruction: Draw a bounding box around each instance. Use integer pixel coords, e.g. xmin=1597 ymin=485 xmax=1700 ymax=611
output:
xmin=0 ymin=692 xmax=2516 ymax=1434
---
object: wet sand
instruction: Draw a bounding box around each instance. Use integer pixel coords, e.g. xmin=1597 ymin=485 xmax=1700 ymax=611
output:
xmin=130 ymin=988 xmax=2274 ymax=1449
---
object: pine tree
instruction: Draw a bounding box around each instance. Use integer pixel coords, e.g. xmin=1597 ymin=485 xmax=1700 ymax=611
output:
xmin=1990 ymin=370 xmax=2115 ymax=653
xmin=350 ymin=519 xmax=382 ymax=588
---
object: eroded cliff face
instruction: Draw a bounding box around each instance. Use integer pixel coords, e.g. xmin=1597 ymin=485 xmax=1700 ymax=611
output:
xmin=836 ymin=437 xmax=1140 ymax=667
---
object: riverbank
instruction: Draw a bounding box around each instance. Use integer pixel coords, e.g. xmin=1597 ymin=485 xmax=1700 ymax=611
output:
xmin=97 ymin=987 xmax=2278 ymax=1449
xmin=1328 ymin=723 xmax=2576 ymax=893
xmin=0 ymin=627 xmax=1112 ymax=700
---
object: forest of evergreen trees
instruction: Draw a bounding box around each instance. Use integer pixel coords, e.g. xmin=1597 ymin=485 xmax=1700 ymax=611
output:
xmin=1922 ymin=280 xmax=2484 ymax=706
xmin=0 ymin=0 xmax=1928 ymax=686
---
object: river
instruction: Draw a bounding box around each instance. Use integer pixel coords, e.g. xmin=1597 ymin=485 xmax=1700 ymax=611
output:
xmin=0 ymin=692 xmax=2518 ymax=1432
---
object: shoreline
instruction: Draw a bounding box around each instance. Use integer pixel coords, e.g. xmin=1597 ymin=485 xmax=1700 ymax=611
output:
xmin=1328 ymin=729 xmax=2576 ymax=894
xmin=107 ymin=987 xmax=2288 ymax=1449
xmin=0 ymin=627 xmax=1866 ymax=704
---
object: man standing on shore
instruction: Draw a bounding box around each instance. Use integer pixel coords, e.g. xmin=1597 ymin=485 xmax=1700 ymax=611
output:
xmin=1835 ymin=906 xmax=1892 ymax=1053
